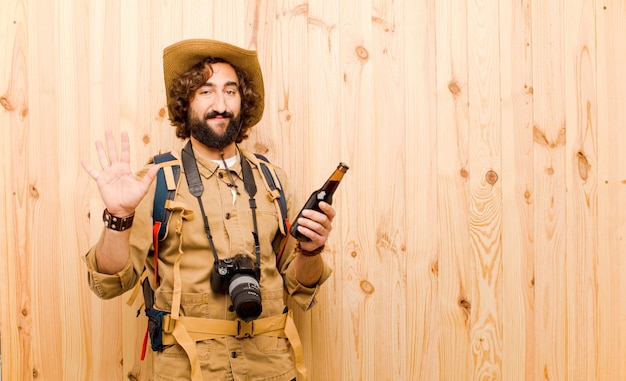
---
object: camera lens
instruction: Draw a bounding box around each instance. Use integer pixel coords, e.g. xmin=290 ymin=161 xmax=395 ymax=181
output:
xmin=228 ymin=273 xmax=262 ymax=322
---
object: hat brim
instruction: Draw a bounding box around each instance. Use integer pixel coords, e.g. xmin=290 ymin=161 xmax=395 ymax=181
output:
xmin=163 ymin=39 xmax=264 ymax=127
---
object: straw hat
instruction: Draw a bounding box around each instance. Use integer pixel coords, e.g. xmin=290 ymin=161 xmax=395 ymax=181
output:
xmin=163 ymin=39 xmax=265 ymax=127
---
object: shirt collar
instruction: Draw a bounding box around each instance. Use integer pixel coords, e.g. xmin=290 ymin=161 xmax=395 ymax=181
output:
xmin=190 ymin=146 xmax=244 ymax=180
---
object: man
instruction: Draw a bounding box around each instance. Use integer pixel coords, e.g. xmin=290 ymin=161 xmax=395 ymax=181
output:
xmin=82 ymin=39 xmax=334 ymax=381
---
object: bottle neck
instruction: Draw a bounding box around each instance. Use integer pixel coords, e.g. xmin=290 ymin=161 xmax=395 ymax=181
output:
xmin=320 ymin=179 xmax=340 ymax=193
xmin=320 ymin=169 xmax=346 ymax=193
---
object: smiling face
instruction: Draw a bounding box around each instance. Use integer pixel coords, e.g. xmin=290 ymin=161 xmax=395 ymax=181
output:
xmin=167 ymin=54 xmax=264 ymax=148
xmin=187 ymin=62 xmax=243 ymax=151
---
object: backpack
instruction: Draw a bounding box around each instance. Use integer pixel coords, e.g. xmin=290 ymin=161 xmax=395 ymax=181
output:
xmin=131 ymin=150 xmax=291 ymax=358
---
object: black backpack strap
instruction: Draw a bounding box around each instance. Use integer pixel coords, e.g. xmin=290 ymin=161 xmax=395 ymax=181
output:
xmin=253 ymin=154 xmax=292 ymax=264
xmin=255 ymin=154 xmax=290 ymax=237
xmin=152 ymin=152 xmax=181 ymax=241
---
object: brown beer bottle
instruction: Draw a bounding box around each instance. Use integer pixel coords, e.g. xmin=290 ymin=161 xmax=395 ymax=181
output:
xmin=290 ymin=162 xmax=349 ymax=242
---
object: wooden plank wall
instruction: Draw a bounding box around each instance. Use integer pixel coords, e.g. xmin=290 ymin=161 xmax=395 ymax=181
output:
xmin=1 ymin=0 xmax=625 ymax=380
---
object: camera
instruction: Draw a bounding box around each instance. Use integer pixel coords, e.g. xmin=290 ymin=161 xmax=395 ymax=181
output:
xmin=211 ymin=254 xmax=262 ymax=322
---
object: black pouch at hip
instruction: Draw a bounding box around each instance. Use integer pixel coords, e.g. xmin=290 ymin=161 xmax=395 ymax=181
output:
xmin=142 ymin=276 xmax=170 ymax=352
xmin=145 ymin=307 xmax=169 ymax=352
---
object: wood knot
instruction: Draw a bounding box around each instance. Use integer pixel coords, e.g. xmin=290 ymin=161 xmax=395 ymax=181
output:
xmin=253 ymin=143 xmax=269 ymax=155
xmin=459 ymin=297 xmax=471 ymax=325
xmin=360 ymin=280 xmax=375 ymax=294
xmin=0 ymin=96 xmax=14 ymax=111
xmin=30 ymin=184 xmax=40 ymax=199
xmin=431 ymin=261 xmax=439 ymax=276
xmin=459 ymin=297 xmax=471 ymax=314
xmin=524 ymin=189 xmax=532 ymax=204
xmin=142 ymin=134 xmax=150 ymax=144
xmin=460 ymin=167 xmax=469 ymax=179
xmin=533 ymin=124 xmax=566 ymax=148
xmin=448 ymin=80 xmax=461 ymax=96
xmin=158 ymin=107 xmax=167 ymax=118
xmin=355 ymin=45 xmax=369 ymax=61
xmin=278 ymin=108 xmax=292 ymax=125
xmin=485 ymin=170 xmax=498 ymax=185
xmin=577 ymin=151 xmax=590 ymax=181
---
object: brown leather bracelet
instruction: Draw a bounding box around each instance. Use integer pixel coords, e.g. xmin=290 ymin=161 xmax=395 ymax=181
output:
xmin=297 ymin=242 xmax=325 ymax=257
xmin=102 ymin=209 xmax=134 ymax=231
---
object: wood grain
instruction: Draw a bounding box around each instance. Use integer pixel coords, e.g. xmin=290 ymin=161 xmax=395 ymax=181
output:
xmin=500 ymin=0 xmax=535 ymax=380
xmin=467 ymin=0 xmax=503 ymax=379
xmin=435 ymin=1 xmax=474 ymax=379
xmin=564 ymin=1 xmax=599 ymax=379
xmin=532 ymin=1 xmax=570 ymax=380
xmin=1 ymin=1 xmax=30 ymax=379
xmin=596 ymin=2 xmax=626 ymax=380
xmin=404 ymin=0 xmax=439 ymax=380
xmin=1 ymin=1 xmax=626 ymax=380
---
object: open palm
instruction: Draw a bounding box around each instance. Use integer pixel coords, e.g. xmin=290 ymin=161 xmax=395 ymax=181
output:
xmin=82 ymin=130 xmax=159 ymax=217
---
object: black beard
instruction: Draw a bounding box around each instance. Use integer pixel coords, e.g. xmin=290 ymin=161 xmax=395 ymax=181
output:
xmin=187 ymin=111 xmax=241 ymax=150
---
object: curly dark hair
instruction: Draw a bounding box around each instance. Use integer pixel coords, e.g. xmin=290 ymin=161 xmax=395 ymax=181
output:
xmin=167 ymin=57 xmax=262 ymax=142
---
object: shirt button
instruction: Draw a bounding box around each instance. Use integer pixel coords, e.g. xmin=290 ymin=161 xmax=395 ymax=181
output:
xmin=225 ymin=213 xmax=231 ymax=219
xmin=231 ymin=351 xmax=238 ymax=358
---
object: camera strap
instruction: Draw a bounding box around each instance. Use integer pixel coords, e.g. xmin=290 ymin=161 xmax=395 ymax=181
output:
xmin=181 ymin=142 xmax=220 ymax=266
xmin=181 ymin=140 xmax=262 ymax=270
xmin=239 ymin=152 xmax=263 ymax=271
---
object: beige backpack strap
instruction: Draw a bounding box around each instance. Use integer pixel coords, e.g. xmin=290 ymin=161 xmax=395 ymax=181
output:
xmin=166 ymin=206 xmax=205 ymax=380
xmin=126 ymin=271 xmax=149 ymax=307
xmin=285 ymin=313 xmax=308 ymax=381
xmin=171 ymin=321 xmax=203 ymax=381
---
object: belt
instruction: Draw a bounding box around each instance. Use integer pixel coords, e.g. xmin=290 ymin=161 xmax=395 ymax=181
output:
xmin=161 ymin=313 xmax=288 ymax=343
xmin=161 ymin=312 xmax=307 ymax=381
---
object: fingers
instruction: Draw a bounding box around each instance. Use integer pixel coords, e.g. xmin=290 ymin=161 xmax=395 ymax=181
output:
xmin=95 ymin=139 xmax=110 ymax=168
xmin=120 ymin=131 xmax=131 ymax=164
xmin=297 ymin=202 xmax=335 ymax=246
xmin=318 ymin=202 xmax=336 ymax=221
xmin=105 ymin=130 xmax=119 ymax=164
xmin=300 ymin=202 xmax=335 ymax=227
xmin=81 ymin=160 xmax=99 ymax=180
xmin=139 ymin=164 xmax=160 ymax=192
xmin=91 ymin=130 xmax=131 ymax=170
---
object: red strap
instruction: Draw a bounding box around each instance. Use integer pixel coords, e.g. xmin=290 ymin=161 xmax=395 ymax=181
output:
xmin=141 ymin=222 xmax=162 ymax=362
xmin=276 ymin=218 xmax=291 ymax=265
xmin=140 ymin=326 xmax=149 ymax=360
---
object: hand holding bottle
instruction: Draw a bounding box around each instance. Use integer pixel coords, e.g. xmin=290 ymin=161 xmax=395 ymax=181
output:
xmin=291 ymin=162 xmax=349 ymax=243
xmin=294 ymin=201 xmax=337 ymax=253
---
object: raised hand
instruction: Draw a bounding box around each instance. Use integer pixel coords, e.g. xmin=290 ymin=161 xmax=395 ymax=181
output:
xmin=81 ymin=130 xmax=159 ymax=217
